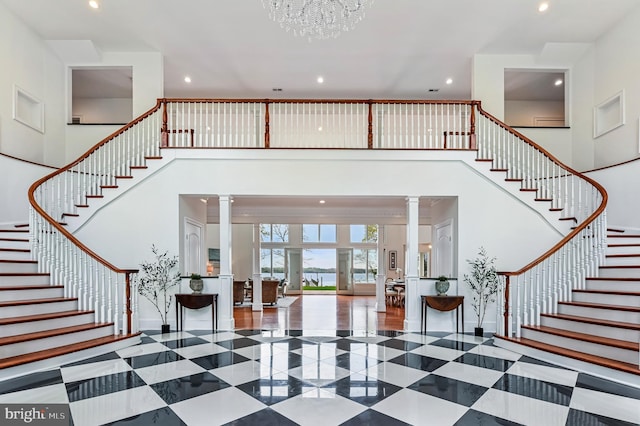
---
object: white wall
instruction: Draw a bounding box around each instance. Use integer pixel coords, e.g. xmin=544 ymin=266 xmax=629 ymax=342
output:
xmin=72 ymin=98 xmax=133 ymax=124
xmin=74 ymin=150 xmax=561 ymax=330
xmin=505 ymin=100 xmax=564 ymax=127
xmin=0 ymin=153 xmax=56 ymax=224
xmin=0 ymin=2 xmax=66 ymax=166
xmin=65 ymin=52 xmax=163 ymax=163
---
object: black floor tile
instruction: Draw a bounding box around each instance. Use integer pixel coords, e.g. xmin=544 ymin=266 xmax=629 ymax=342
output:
xmin=139 ymin=336 xmax=156 ymax=344
xmin=431 ymin=338 xmax=477 ymax=352
xmin=454 ymin=409 xmax=522 ymax=425
xmin=493 ymin=374 xmax=572 ymax=406
xmin=388 ymin=352 xmax=448 ymax=372
xmin=62 ymin=352 xmax=120 ymax=368
xmin=0 ymin=369 xmax=62 ymax=395
xmin=216 ymin=337 xmax=265 ymax=350
xmin=162 ymin=337 xmax=209 ymax=349
xmin=565 ymin=408 xmax=637 ymax=426
xmin=150 ymin=372 xmax=229 ymax=404
xmin=377 ymin=338 xmax=423 ymax=351
xmin=236 ymin=374 xmax=305 ymax=405
xmin=191 ymin=351 xmax=250 ymax=370
xmin=454 ymin=353 xmax=515 ymax=372
xmin=517 ymin=355 xmax=568 ymax=369
xmin=66 ymin=371 xmax=146 ymax=402
xmin=340 ymin=409 xmax=412 ymax=425
xmin=123 ymin=351 xmax=184 ymax=369
xmin=234 ymin=329 xmax=264 ymax=337
xmin=377 ymin=330 xmax=405 ymax=338
xmin=575 ymin=373 xmax=640 ymax=400
xmin=326 ymin=375 xmax=402 ymax=407
xmin=224 ymin=408 xmax=299 ymax=425
xmin=408 ymin=374 xmax=489 ymax=407
xmin=102 ymin=407 xmax=187 ymax=425
xmin=332 ymin=352 xmax=380 ymax=371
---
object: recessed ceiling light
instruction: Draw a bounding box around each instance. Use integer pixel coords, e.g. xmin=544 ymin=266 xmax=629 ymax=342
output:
xmin=319 ymin=200 xmax=326 ymax=204
xmin=554 ymin=79 xmax=563 ymax=86
xmin=89 ymin=0 xmax=99 ymax=9
xmin=200 ymin=198 xmax=207 ymax=203
xmin=318 ymin=126 xmax=323 ymax=131
xmin=317 ymin=76 xmax=324 ymax=84
xmin=184 ymin=76 xmax=192 ymax=83
xmin=538 ymin=2 xmax=549 ymax=12
xmin=445 ymin=78 xmax=453 ymax=85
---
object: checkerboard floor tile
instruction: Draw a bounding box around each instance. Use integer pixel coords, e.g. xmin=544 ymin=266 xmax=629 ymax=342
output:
xmin=1 ymin=330 xmax=638 ymax=425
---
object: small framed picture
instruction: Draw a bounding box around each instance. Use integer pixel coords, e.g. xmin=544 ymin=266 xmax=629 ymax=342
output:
xmin=389 ymin=250 xmax=397 ymax=270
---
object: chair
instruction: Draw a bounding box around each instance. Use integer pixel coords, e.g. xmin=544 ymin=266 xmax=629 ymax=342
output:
xmin=278 ymin=279 xmax=288 ymax=298
xmin=233 ymin=280 xmax=246 ymax=305
xmin=252 ymin=279 xmax=279 ymax=305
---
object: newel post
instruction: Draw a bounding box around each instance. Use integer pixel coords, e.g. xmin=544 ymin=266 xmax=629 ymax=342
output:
xmin=161 ymin=99 xmax=168 ymax=147
xmin=125 ymin=271 xmax=133 ymax=334
xmin=264 ymin=101 xmax=270 ymax=148
xmin=367 ymin=101 xmax=373 ymax=149
xmin=469 ymin=102 xmax=477 ymax=150
xmin=503 ymin=274 xmax=510 ymax=336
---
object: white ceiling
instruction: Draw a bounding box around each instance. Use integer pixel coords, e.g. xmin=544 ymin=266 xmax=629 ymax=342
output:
xmin=3 ymin=0 xmax=638 ymax=100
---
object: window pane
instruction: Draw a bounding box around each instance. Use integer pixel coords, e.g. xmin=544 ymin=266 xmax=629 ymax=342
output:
xmin=303 ymin=224 xmax=318 ymax=242
xmin=271 ymin=224 xmax=288 ymax=242
xmin=319 ymin=224 xmax=336 ymax=242
xmin=350 ymin=225 xmax=365 ymax=243
xmin=353 ymin=249 xmax=367 ymax=282
xmin=260 ymin=224 xmax=271 ymax=242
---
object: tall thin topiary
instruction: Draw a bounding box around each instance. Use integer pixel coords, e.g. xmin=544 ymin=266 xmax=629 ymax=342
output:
xmin=136 ymin=245 xmax=181 ymax=325
xmin=463 ymin=247 xmax=499 ymax=329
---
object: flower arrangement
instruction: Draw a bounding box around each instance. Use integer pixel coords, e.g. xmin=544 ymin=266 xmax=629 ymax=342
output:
xmin=136 ymin=245 xmax=181 ymax=326
xmin=463 ymin=247 xmax=499 ymax=331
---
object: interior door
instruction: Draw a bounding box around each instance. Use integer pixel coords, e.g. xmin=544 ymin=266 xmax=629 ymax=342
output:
xmin=337 ymin=248 xmax=354 ymax=295
xmin=184 ymin=218 xmax=204 ymax=275
xmin=285 ymin=248 xmax=302 ymax=294
xmin=433 ymin=219 xmax=453 ymax=278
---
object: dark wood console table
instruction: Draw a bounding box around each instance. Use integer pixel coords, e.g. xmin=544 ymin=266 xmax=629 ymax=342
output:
xmin=175 ymin=293 xmax=218 ymax=331
xmin=421 ymin=295 xmax=464 ymax=334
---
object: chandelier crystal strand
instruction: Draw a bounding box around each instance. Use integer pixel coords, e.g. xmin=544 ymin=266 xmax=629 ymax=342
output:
xmin=264 ymin=0 xmax=372 ymax=40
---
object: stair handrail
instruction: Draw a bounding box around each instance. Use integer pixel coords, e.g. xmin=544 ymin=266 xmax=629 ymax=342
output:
xmin=475 ymin=104 xmax=608 ymax=338
xmin=27 ymin=99 xmax=164 ymax=336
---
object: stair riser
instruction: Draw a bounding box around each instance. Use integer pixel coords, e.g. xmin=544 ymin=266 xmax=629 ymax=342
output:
xmin=572 ymin=292 xmax=640 ymax=306
xmin=0 ymin=251 xmax=31 ymax=261
xmin=0 ymin=240 xmax=29 ymax=250
xmin=0 ymin=288 xmax=64 ymax=302
xmin=541 ymin=316 xmax=640 ymax=342
xmin=0 ymin=300 xmax=77 ymax=318
xmin=558 ymin=304 xmax=640 ymax=324
xmin=585 ymin=279 xmax=640 ymax=292
xmin=0 ymin=313 xmax=95 ymax=337
xmin=521 ymin=328 xmax=638 ymax=365
xmin=1 ymin=325 xmax=114 ymax=358
xmin=0 ymin=263 xmax=38 ymax=273
xmin=607 ymin=245 xmax=640 ymax=255
xmin=0 ymin=275 xmax=50 ymax=286
xmin=607 ymin=236 xmax=640 ymax=245
xmin=605 ymin=256 xmax=640 ymax=266
xmin=597 ymin=268 xmax=640 ymax=279
xmin=0 ymin=232 xmax=28 ymax=239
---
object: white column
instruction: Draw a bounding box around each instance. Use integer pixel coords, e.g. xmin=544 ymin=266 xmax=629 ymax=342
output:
xmin=218 ymin=195 xmax=234 ymax=330
xmin=404 ymin=196 xmax=420 ymax=331
xmin=376 ymin=224 xmax=386 ymax=312
xmin=252 ymin=224 xmax=263 ymax=312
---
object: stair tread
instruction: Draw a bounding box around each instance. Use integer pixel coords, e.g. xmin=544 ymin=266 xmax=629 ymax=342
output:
xmin=541 ymin=313 xmax=640 ymax=330
xmin=0 ymin=259 xmax=37 ymax=264
xmin=608 ymin=234 xmax=640 ymax=238
xmin=0 ymin=238 xmax=29 ymax=242
xmin=559 ymin=300 xmax=640 ymax=312
xmin=0 ymin=310 xmax=94 ymax=326
xmin=0 ymin=322 xmax=114 ymax=346
xmin=0 ymin=333 xmax=140 ymax=370
xmin=522 ymin=325 xmax=638 ymax=351
xmin=573 ymin=289 xmax=640 ymax=296
xmin=0 ymin=273 xmax=49 ymax=277
xmin=0 ymin=297 xmax=77 ymax=307
xmin=0 ymin=248 xmax=30 ymax=253
xmin=588 ymin=276 xmax=640 ymax=281
xmin=599 ymin=265 xmax=640 ymax=269
xmin=495 ymin=335 xmax=640 ymax=376
xmin=608 ymin=243 xmax=640 ymax=247
xmin=606 ymin=253 xmax=640 ymax=257
xmin=0 ymin=285 xmax=63 ymax=291
xmin=0 ymin=229 xmax=28 ymax=233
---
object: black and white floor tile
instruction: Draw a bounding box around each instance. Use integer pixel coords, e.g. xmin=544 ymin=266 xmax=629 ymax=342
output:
xmin=0 ymin=330 xmax=639 ymax=425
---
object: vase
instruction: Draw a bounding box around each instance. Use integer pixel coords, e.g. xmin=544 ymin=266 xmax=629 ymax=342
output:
xmin=161 ymin=324 xmax=170 ymax=334
xmin=435 ymin=280 xmax=449 ymax=296
xmin=190 ymin=279 xmax=203 ymax=294
xmin=474 ymin=327 xmax=484 ymax=337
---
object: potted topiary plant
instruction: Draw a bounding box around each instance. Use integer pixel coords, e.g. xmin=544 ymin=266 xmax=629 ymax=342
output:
xmin=463 ymin=247 xmax=499 ymax=336
xmin=435 ymin=275 xmax=450 ymax=296
xmin=136 ymin=245 xmax=181 ymax=333
xmin=189 ymin=273 xmax=203 ymax=294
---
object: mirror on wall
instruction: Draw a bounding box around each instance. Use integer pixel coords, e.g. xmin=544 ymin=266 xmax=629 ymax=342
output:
xmin=504 ymin=69 xmax=567 ymax=128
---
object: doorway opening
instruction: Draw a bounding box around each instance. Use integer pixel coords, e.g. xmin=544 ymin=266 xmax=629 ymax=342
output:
xmin=303 ymin=248 xmax=336 ymax=293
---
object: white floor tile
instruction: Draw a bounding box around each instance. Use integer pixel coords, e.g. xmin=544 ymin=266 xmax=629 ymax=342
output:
xmin=472 ymin=388 xmax=569 ymax=426
xmin=116 ymin=342 xmax=169 ymax=358
xmin=0 ymin=383 xmax=69 ymax=404
xmin=69 ymin=386 xmax=166 ymax=426
xmin=362 ymin=361 xmax=429 ymax=388
xmin=199 ymin=331 xmax=243 ymax=343
xmin=296 ymin=343 xmax=346 ymax=360
xmin=350 ymin=344 xmax=404 ymax=361
xmin=271 ymin=387 xmax=366 ymax=426
xmin=372 ymin=388 xmax=468 ymax=425
xmin=570 ymin=387 xmax=640 ymax=425
xmin=395 ymin=333 xmax=441 ymax=345
xmin=443 ymin=333 xmax=488 ymax=344
xmin=348 ymin=335 xmax=391 ymax=344
xmin=409 ymin=344 xmax=466 ymax=361
xmin=287 ymin=362 xmax=351 ymax=386
xmin=60 ymin=359 xmax=132 ymax=383
xmin=211 ymin=360 xmax=282 ymax=386
xmin=433 ymin=361 xmax=504 ymax=388
xmin=134 ymin=359 xmax=206 ymax=385
xmin=233 ymin=342 xmax=287 ymax=360
xmin=170 ymin=386 xmax=266 ymax=425
xmin=148 ymin=331 xmax=195 ymax=342
xmin=467 ymin=343 xmax=522 ymax=361
xmin=506 ymin=361 xmax=578 ymax=387
xmin=172 ymin=342 xmax=228 ymax=359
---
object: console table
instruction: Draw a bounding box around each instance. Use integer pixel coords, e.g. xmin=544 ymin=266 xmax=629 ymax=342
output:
xmin=421 ymin=295 xmax=464 ymax=334
xmin=175 ymin=293 xmax=218 ymax=331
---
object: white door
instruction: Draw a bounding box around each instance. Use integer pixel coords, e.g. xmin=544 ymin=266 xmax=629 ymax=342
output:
xmin=433 ymin=219 xmax=453 ymax=278
xmin=184 ymin=218 xmax=204 ymax=275
xmin=337 ymin=248 xmax=354 ymax=295
xmin=285 ymin=248 xmax=302 ymax=294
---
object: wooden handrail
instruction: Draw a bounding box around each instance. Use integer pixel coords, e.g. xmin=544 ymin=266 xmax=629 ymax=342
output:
xmin=158 ymin=97 xmax=478 ymax=105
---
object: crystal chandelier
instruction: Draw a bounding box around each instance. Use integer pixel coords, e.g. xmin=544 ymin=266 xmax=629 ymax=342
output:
xmin=263 ymin=0 xmax=372 ymax=40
